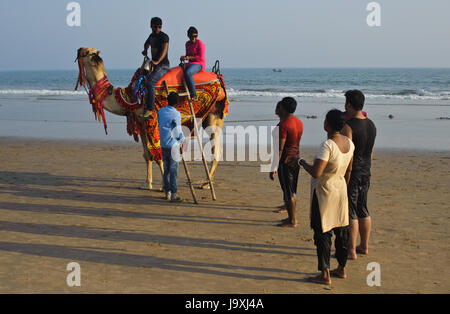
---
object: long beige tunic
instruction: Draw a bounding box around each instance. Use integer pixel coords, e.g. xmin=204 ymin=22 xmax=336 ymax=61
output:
xmin=311 ymin=138 xmax=355 ymax=233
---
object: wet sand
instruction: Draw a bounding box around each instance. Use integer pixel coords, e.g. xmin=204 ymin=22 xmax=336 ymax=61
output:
xmin=0 ymin=137 xmax=448 ymax=293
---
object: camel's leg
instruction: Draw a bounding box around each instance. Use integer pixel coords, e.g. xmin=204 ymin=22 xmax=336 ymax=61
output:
xmin=140 ymin=157 xmax=153 ymax=190
xmin=210 ymin=126 xmax=223 ymax=178
xmin=139 ymin=146 xmax=153 ymax=190
xmin=138 ymin=123 xmax=165 ymax=191
xmin=156 ymin=158 xmax=164 ymax=192
xmin=142 ymin=157 xmax=164 ymax=191
xmin=138 ymin=128 xmax=154 ymax=190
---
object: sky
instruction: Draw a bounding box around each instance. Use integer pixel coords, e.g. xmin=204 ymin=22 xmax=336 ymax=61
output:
xmin=0 ymin=0 xmax=449 ymax=70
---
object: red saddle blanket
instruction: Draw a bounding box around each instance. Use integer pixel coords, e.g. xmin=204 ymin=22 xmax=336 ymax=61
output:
xmin=115 ymin=66 xmax=228 ymax=161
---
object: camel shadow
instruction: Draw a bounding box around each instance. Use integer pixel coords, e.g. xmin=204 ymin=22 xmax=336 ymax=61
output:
xmin=0 ymin=171 xmax=135 ymax=189
xmin=0 ymin=241 xmax=316 ymax=282
xmin=0 ymin=194 xmax=279 ymax=227
xmin=0 ymin=219 xmax=313 ymax=256
xmin=0 ymin=171 xmax=273 ymax=212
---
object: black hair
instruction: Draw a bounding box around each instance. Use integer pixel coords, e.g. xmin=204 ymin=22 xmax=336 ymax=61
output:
xmin=187 ymin=26 xmax=198 ymax=36
xmin=345 ymin=89 xmax=365 ymax=111
xmin=151 ymin=17 xmax=162 ymax=26
xmin=167 ymin=92 xmax=179 ymax=106
xmin=325 ymin=109 xmax=346 ymax=131
xmin=279 ymin=97 xmax=297 ymax=114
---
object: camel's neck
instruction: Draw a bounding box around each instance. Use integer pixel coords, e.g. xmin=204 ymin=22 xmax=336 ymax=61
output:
xmin=85 ymin=64 xmax=127 ymax=116
xmin=102 ymin=93 xmax=130 ymax=116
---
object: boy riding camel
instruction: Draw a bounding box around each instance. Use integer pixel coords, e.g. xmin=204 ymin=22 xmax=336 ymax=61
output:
xmin=140 ymin=17 xmax=170 ymax=120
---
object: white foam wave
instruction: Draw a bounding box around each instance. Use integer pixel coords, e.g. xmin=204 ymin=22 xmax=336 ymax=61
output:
xmin=227 ymin=88 xmax=450 ymax=101
xmin=0 ymin=89 xmax=85 ymax=96
xmin=1 ymin=88 xmax=449 ymax=101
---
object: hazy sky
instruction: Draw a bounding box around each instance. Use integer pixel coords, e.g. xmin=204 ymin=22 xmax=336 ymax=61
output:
xmin=1 ymin=0 xmax=449 ymax=70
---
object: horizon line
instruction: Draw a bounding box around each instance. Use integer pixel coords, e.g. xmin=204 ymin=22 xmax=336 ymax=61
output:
xmin=1 ymin=66 xmax=450 ymax=72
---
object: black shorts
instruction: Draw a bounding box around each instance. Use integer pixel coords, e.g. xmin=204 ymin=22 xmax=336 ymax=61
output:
xmin=278 ymin=163 xmax=299 ymax=201
xmin=348 ymin=174 xmax=371 ymax=219
xmin=277 ymin=165 xmax=287 ymax=202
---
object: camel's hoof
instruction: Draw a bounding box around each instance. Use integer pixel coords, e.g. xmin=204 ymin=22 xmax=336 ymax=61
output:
xmin=199 ymin=182 xmax=212 ymax=190
xmin=139 ymin=182 xmax=152 ymax=190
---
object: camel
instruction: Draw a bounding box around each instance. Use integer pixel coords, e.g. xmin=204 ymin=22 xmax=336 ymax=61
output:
xmin=75 ymin=47 xmax=228 ymax=190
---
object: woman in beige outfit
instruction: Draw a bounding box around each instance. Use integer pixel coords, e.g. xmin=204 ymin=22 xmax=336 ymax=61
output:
xmin=287 ymin=109 xmax=354 ymax=285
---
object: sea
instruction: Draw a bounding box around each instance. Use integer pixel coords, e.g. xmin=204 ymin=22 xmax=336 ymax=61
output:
xmin=0 ymin=68 xmax=449 ymax=151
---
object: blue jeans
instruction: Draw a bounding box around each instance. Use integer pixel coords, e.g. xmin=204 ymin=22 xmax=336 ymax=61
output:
xmin=184 ymin=64 xmax=202 ymax=98
xmin=146 ymin=64 xmax=170 ymax=111
xmin=162 ymin=147 xmax=179 ymax=194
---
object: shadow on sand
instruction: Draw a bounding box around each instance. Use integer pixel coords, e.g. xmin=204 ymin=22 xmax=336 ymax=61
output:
xmin=0 ymin=241 xmax=316 ymax=282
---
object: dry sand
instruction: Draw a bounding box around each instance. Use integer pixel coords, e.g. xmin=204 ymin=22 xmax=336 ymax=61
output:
xmin=0 ymin=137 xmax=449 ymax=293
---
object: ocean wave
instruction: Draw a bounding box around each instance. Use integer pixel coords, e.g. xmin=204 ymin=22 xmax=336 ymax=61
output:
xmin=227 ymin=88 xmax=450 ymax=100
xmin=0 ymin=89 xmax=85 ymax=96
xmin=1 ymin=88 xmax=449 ymax=101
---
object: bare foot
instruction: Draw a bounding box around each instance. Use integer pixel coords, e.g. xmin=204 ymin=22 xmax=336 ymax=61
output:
xmin=356 ymin=246 xmax=368 ymax=255
xmin=277 ymin=221 xmax=297 ymax=228
xmin=347 ymin=251 xmax=358 ymax=260
xmin=330 ymin=268 xmax=347 ymax=279
xmin=273 ymin=208 xmax=287 ymax=213
xmin=307 ymin=275 xmax=331 ymax=285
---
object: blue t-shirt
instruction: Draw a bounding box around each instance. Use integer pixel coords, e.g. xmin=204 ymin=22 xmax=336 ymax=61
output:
xmin=157 ymin=105 xmax=185 ymax=148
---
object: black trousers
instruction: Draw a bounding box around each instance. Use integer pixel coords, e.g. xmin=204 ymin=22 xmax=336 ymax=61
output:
xmin=278 ymin=163 xmax=299 ymax=201
xmin=311 ymin=191 xmax=349 ymax=271
xmin=277 ymin=164 xmax=286 ymax=204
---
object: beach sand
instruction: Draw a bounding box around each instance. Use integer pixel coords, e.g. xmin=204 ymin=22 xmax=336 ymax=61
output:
xmin=0 ymin=137 xmax=448 ymax=293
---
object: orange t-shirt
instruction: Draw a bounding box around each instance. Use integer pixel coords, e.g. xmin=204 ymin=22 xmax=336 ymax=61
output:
xmin=279 ymin=116 xmax=303 ymax=162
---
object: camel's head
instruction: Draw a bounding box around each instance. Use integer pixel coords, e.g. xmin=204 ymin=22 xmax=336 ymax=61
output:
xmin=75 ymin=47 xmax=107 ymax=89
xmin=77 ymin=47 xmax=103 ymax=67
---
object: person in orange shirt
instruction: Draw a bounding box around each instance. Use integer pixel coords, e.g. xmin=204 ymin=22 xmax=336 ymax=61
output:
xmin=270 ymin=97 xmax=304 ymax=228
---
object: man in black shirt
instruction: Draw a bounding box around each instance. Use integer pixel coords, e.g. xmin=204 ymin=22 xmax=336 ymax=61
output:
xmin=341 ymin=90 xmax=377 ymax=260
xmin=140 ymin=17 xmax=170 ymax=119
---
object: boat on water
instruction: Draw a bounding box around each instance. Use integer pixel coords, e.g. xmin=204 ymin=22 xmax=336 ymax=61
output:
xmin=272 ymin=68 xmax=282 ymax=72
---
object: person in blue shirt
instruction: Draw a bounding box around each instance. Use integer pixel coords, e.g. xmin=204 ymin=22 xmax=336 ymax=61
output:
xmin=158 ymin=92 xmax=185 ymax=202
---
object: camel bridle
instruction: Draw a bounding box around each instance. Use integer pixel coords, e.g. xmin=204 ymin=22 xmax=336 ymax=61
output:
xmin=75 ymin=47 xmax=111 ymax=134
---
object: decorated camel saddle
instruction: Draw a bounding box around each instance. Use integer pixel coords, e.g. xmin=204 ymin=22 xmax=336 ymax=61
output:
xmin=113 ymin=63 xmax=228 ymax=160
xmin=116 ymin=64 xmax=228 ymax=130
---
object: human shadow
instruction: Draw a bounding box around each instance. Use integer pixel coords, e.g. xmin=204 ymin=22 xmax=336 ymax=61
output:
xmin=0 ymin=241 xmax=316 ymax=281
xmin=0 ymin=220 xmax=314 ymax=256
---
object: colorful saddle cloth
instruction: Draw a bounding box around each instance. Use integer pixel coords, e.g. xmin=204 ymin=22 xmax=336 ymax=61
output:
xmin=115 ymin=66 xmax=229 ymax=161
